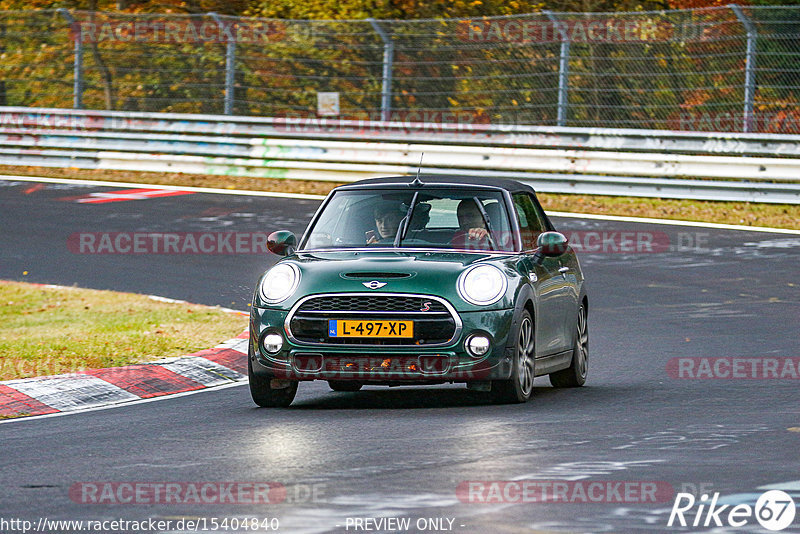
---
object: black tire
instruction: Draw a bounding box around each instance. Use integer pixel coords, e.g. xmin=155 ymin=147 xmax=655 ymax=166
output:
xmin=248 ymin=356 xmax=298 ymax=407
xmin=328 ymin=380 xmax=363 ymax=392
xmin=491 ymin=309 xmax=535 ymax=404
xmin=550 ymin=302 xmax=588 ymax=388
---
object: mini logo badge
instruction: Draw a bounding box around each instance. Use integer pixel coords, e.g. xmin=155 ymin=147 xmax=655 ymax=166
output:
xmin=363 ymin=281 xmax=387 ymax=290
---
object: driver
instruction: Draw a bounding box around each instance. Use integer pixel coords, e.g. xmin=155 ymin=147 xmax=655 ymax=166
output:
xmin=451 ymin=199 xmax=490 ymax=248
xmin=367 ymin=201 xmax=404 ymax=244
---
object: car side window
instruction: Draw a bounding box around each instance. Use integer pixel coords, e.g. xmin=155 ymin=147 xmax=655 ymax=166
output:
xmin=513 ymin=193 xmax=547 ymax=250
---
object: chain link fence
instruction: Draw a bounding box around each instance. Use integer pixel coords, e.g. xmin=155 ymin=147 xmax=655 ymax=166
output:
xmin=1 ymin=6 xmax=799 ymax=132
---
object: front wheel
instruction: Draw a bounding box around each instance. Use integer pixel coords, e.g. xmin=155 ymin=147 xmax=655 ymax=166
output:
xmin=491 ymin=310 xmax=535 ymax=404
xmin=248 ymin=356 xmax=298 ymax=407
xmin=550 ymin=303 xmax=588 ymax=388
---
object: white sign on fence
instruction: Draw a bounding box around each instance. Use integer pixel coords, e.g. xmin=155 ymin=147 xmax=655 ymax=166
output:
xmin=317 ymin=92 xmax=340 ymax=116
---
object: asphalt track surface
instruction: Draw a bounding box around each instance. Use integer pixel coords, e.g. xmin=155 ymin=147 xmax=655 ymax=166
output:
xmin=1 ymin=178 xmax=799 ymax=534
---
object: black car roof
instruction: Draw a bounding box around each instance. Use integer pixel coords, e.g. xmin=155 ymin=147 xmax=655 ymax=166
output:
xmin=335 ymin=175 xmax=536 ymax=194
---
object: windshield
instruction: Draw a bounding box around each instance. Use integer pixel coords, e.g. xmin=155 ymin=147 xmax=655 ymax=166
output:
xmin=300 ymin=188 xmax=515 ymax=252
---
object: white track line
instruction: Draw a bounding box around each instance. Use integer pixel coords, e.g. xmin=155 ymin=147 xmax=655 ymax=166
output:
xmin=2 ymin=173 xmax=797 ymax=234
xmin=547 ymin=210 xmax=800 ymax=235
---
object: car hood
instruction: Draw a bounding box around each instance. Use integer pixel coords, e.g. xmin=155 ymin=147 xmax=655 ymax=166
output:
xmin=259 ymin=250 xmax=519 ymax=310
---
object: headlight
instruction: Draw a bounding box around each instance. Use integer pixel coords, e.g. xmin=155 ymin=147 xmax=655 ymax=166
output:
xmin=259 ymin=263 xmax=300 ymax=304
xmin=457 ymin=264 xmax=507 ymax=306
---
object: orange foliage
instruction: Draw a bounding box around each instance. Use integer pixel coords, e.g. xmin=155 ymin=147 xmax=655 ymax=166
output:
xmin=665 ymin=0 xmax=740 ymax=9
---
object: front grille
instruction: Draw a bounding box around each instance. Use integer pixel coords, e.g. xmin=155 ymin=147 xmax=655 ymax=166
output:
xmin=288 ymin=294 xmax=458 ymax=346
xmin=297 ymin=295 xmax=448 ymax=313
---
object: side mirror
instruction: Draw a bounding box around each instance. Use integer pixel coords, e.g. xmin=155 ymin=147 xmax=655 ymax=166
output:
xmin=537 ymin=231 xmax=568 ymax=257
xmin=267 ymin=231 xmax=297 ymax=256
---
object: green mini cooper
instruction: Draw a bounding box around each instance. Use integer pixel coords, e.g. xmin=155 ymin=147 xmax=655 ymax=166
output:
xmin=249 ymin=176 xmax=588 ymax=407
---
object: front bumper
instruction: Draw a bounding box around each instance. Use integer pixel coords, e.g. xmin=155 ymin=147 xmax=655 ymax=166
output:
xmin=249 ymin=304 xmax=516 ymax=382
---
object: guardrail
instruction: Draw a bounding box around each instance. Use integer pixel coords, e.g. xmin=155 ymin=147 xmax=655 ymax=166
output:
xmin=1 ymin=107 xmax=799 ymax=204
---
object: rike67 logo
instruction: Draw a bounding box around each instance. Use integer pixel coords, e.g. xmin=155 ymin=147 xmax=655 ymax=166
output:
xmin=668 ymin=490 xmax=796 ymax=531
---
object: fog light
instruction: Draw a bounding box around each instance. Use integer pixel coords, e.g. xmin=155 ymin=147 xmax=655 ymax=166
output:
xmin=262 ymin=333 xmax=284 ymax=354
xmin=466 ymin=335 xmax=491 ymax=357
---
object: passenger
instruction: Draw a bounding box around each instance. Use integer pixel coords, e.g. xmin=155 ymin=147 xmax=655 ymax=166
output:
xmin=409 ymin=202 xmax=431 ymax=230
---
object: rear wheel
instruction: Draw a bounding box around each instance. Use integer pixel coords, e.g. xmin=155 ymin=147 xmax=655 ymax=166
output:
xmin=491 ymin=310 xmax=535 ymax=404
xmin=248 ymin=355 xmax=298 ymax=407
xmin=550 ymin=303 xmax=588 ymax=388
xmin=328 ymin=380 xmax=363 ymax=392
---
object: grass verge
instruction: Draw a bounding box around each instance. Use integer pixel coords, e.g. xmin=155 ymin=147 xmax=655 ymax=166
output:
xmin=0 ymin=280 xmax=248 ymax=381
xmin=1 ymin=164 xmax=798 ymax=230
xmin=538 ymin=194 xmax=800 ymax=230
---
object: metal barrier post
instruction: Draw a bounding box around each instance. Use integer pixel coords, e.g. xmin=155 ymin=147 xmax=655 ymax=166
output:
xmin=544 ymin=11 xmax=570 ymax=127
xmin=731 ymin=4 xmax=757 ymax=133
xmin=57 ymin=8 xmax=83 ymax=109
xmin=368 ymin=18 xmax=394 ymax=122
xmin=209 ymin=12 xmax=236 ymax=115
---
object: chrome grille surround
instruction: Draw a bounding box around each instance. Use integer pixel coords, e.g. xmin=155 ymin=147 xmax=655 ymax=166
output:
xmin=285 ymin=293 xmax=462 ymax=348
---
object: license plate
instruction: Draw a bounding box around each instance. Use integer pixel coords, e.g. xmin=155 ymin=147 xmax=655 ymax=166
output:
xmin=328 ymin=319 xmax=413 ymax=338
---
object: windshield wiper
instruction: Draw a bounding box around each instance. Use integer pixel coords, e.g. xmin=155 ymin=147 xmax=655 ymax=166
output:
xmin=472 ymin=196 xmax=499 ymax=251
xmin=394 ymin=191 xmax=419 ymax=248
